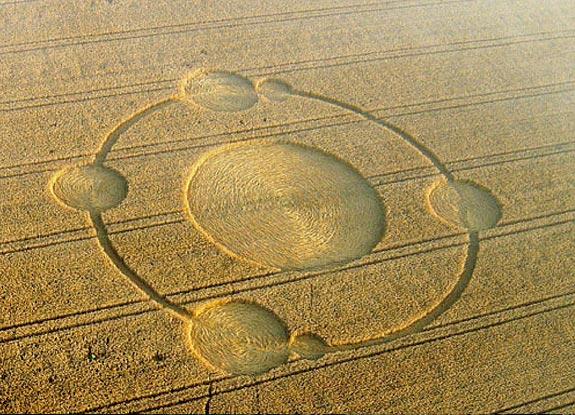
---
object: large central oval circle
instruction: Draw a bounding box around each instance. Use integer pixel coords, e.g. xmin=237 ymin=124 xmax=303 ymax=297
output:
xmin=185 ymin=141 xmax=385 ymax=270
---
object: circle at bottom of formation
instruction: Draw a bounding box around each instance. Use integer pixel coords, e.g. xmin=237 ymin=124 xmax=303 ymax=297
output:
xmin=188 ymin=300 xmax=290 ymax=375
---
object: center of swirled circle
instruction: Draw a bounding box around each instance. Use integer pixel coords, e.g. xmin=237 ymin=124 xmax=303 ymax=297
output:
xmin=184 ymin=141 xmax=386 ymax=270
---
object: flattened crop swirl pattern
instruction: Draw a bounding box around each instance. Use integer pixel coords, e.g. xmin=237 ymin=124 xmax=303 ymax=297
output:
xmin=49 ymin=69 xmax=501 ymax=375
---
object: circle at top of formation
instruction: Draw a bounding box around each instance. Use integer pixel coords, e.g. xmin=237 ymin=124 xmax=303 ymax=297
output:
xmin=180 ymin=69 xmax=258 ymax=112
xmin=184 ymin=141 xmax=386 ymax=270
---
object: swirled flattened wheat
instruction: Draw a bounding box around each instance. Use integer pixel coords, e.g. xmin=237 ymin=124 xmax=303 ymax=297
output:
xmin=50 ymin=164 xmax=128 ymax=213
xmin=188 ymin=300 xmax=290 ymax=375
xmin=180 ymin=69 xmax=258 ymax=112
xmin=427 ymin=180 xmax=501 ymax=231
xmin=185 ymin=141 xmax=386 ymax=270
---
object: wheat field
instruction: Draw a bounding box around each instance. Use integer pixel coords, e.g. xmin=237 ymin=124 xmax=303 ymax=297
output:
xmin=1 ymin=0 xmax=574 ymax=413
